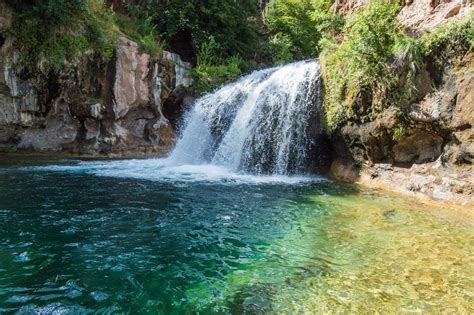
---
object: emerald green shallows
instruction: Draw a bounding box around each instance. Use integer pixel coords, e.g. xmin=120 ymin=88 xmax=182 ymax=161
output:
xmin=0 ymin=158 xmax=472 ymax=313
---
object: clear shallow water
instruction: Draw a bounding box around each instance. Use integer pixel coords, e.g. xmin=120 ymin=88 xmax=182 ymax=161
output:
xmin=0 ymin=157 xmax=473 ymax=314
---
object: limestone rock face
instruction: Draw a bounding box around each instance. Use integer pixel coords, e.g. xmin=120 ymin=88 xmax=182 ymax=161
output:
xmin=451 ymin=68 xmax=474 ymax=131
xmin=114 ymin=37 xmax=151 ymax=119
xmin=397 ymin=0 xmax=472 ymax=32
xmin=332 ymin=0 xmax=369 ymax=14
xmin=0 ymin=29 xmax=193 ymax=156
xmin=330 ymin=54 xmax=474 ymax=206
xmin=393 ymin=130 xmax=443 ymax=163
xmin=0 ymin=38 xmax=38 ymax=126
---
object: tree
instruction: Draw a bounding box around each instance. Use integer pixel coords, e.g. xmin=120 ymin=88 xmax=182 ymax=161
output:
xmin=134 ymin=0 xmax=259 ymax=61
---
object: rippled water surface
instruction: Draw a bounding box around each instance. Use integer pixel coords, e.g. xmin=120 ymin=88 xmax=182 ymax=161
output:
xmin=0 ymin=157 xmax=473 ymax=313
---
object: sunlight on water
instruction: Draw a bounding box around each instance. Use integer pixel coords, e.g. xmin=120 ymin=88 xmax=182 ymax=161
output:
xmin=270 ymin=194 xmax=474 ymax=313
xmin=181 ymin=193 xmax=474 ymax=314
xmin=1 ymin=158 xmax=473 ymax=313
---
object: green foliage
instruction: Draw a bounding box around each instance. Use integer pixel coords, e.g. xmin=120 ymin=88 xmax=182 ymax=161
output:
xmin=321 ymin=0 xmax=405 ymax=130
xmin=135 ymin=0 xmax=259 ymax=59
xmin=420 ymin=16 xmax=473 ymax=56
xmin=392 ymin=126 xmax=407 ymax=141
xmin=8 ymin=0 xmax=118 ymax=74
xmin=192 ymin=37 xmax=243 ymax=94
xmin=2 ymin=146 xmax=18 ymax=154
xmin=264 ymin=0 xmax=343 ymax=61
xmin=320 ymin=3 xmax=473 ymax=132
xmin=391 ymin=35 xmax=424 ymax=110
xmin=267 ymin=34 xmax=295 ymax=64
xmin=113 ymin=7 xmax=163 ymax=56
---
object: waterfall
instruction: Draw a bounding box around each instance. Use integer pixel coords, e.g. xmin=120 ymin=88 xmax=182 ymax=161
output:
xmin=169 ymin=60 xmax=322 ymax=175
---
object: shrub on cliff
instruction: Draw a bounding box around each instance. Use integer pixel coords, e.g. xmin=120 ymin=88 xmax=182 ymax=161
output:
xmin=320 ymin=0 xmax=403 ymax=130
xmin=113 ymin=6 xmax=163 ymax=56
xmin=419 ymin=17 xmax=473 ymax=84
xmin=320 ymin=4 xmax=473 ymax=132
xmin=192 ymin=37 xmax=243 ymax=94
xmin=7 ymin=0 xmax=118 ymax=74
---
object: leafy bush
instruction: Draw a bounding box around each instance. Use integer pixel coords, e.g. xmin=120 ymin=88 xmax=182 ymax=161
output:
xmin=420 ymin=17 xmax=473 ymax=57
xmin=320 ymin=2 xmax=473 ymax=131
xmin=390 ymin=35 xmax=424 ymax=109
xmin=320 ymin=0 xmax=405 ymax=130
xmin=113 ymin=7 xmax=163 ymax=56
xmin=135 ymin=0 xmax=259 ymax=60
xmin=264 ymin=0 xmax=342 ymax=60
xmin=192 ymin=37 xmax=243 ymax=94
xmin=266 ymin=34 xmax=295 ymax=64
xmin=7 ymin=0 xmax=118 ymax=74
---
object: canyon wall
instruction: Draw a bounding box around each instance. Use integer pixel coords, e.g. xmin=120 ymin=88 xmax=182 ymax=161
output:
xmin=329 ymin=0 xmax=473 ymax=206
xmin=0 ymin=3 xmax=192 ymax=156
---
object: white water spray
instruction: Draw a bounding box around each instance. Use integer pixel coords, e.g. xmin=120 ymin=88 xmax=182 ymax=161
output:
xmin=169 ymin=60 xmax=322 ymax=175
xmin=29 ymin=61 xmax=324 ymax=183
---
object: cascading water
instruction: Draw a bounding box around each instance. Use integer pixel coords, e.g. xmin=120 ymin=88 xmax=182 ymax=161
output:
xmin=28 ymin=61 xmax=324 ymax=183
xmin=169 ymin=60 xmax=322 ymax=175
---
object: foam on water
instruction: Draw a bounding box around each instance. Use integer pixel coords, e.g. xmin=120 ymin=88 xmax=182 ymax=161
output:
xmin=28 ymin=159 xmax=324 ymax=185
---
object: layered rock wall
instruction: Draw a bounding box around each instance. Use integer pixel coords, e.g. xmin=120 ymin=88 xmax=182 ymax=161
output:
xmin=0 ymin=4 xmax=192 ymax=156
xmin=329 ymin=0 xmax=473 ymax=206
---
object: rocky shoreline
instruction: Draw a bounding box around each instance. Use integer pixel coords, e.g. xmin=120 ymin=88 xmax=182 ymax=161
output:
xmin=329 ymin=52 xmax=473 ymax=207
xmin=327 ymin=0 xmax=473 ymax=206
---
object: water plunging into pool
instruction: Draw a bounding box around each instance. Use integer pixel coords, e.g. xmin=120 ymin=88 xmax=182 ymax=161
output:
xmin=1 ymin=61 xmax=472 ymax=313
xmin=169 ymin=60 xmax=322 ymax=175
xmin=28 ymin=61 xmax=323 ymax=184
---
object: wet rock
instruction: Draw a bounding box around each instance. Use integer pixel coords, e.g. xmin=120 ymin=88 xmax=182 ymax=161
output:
xmin=339 ymin=106 xmax=398 ymax=163
xmin=162 ymin=51 xmax=193 ymax=89
xmin=155 ymin=52 xmax=194 ymax=126
xmin=0 ymin=2 xmax=12 ymax=30
xmin=17 ymin=99 xmax=79 ymax=151
xmin=84 ymin=119 xmax=100 ymax=141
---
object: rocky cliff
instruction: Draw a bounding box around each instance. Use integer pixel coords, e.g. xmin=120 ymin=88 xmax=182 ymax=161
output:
xmin=0 ymin=3 xmax=192 ymax=157
xmin=329 ymin=0 xmax=473 ymax=206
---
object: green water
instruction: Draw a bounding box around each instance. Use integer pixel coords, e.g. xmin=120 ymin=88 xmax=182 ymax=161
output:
xmin=0 ymin=158 xmax=473 ymax=313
